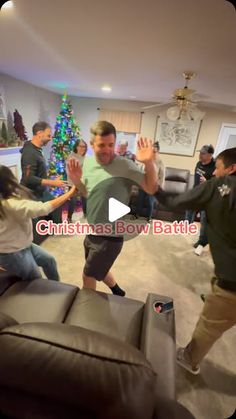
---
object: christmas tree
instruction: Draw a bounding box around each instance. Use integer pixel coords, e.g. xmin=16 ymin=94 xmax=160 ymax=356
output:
xmin=1 ymin=121 xmax=8 ymax=146
xmin=7 ymin=111 xmax=18 ymax=146
xmin=48 ymin=93 xmax=81 ymax=196
xmin=13 ymin=109 xmax=28 ymax=142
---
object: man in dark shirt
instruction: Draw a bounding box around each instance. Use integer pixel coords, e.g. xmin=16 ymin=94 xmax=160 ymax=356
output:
xmin=21 ymin=121 xmax=66 ymax=223
xmin=155 ymin=147 xmax=236 ymax=374
xmin=186 ymin=144 xmax=215 ymax=255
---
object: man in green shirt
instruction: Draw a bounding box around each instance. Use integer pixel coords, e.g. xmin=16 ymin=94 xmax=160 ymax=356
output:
xmin=155 ymin=147 xmax=236 ymax=374
xmin=68 ymin=120 xmax=157 ymax=296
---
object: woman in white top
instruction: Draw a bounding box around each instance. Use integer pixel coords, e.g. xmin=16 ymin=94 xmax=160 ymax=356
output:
xmin=66 ymin=139 xmax=87 ymax=222
xmin=0 ymin=165 xmax=76 ymax=281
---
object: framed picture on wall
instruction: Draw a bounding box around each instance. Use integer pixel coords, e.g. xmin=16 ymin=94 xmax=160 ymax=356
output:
xmin=0 ymin=85 xmax=7 ymax=120
xmin=155 ymin=117 xmax=202 ymax=156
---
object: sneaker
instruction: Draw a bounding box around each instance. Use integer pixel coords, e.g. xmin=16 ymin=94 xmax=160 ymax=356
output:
xmin=176 ymin=347 xmax=200 ymax=375
xmin=194 ymin=244 xmax=204 ymax=256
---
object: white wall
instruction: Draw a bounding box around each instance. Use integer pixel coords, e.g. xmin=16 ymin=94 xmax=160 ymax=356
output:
xmin=0 ymin=72 xmax=61 ymax=161
xmin=70 ymin=96 xmax=236 ymax=173
xmin=1 ymin=73 xmax=236 ymax=174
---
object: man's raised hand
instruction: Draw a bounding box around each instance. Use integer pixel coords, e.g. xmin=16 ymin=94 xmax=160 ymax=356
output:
xmin=67 ymin=158 xmax=82 ymax=186
xmin=136 ymin=138 xmax=154 ymax=163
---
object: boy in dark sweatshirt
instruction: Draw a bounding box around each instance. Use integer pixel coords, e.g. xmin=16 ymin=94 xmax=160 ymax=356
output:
xmin=155 ymin=147 xmax=236 ymax=374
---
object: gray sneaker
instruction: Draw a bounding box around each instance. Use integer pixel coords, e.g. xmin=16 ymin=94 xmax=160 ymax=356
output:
xmin=194 ymin=244 xmax=204 ymax=256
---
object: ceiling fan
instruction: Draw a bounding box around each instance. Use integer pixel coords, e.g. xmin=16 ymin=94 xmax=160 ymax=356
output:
xmin=142 ymin=71 xmax=205 ymax=121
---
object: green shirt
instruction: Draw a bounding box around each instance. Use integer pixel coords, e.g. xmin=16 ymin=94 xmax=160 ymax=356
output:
xmin=82 ymin=155 xmax=144 ymax=229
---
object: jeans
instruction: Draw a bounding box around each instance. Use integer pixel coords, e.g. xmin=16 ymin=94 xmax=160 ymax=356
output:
xmin=185 ymin=210 xmax=208 ymax=247
xmin=0 ymin=244 xmax=60 ymax=281
xmin=198 ymin=210 xmax=208 ymax=247
xmin=185 ymin=210 xmax=196 ymax=224
xmin=137 ymin=189 xmax=156 ymax=219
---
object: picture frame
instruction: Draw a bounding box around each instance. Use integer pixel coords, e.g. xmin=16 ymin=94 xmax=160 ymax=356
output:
xmin=0 ymin=85 xmax=7 ymax=120
xmin=155 ymin=116 xmax=202 ymax=157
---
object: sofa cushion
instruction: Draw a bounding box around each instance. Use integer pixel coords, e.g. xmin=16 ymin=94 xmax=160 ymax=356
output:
xmin=0 ymin=322 xmax=157 ymax=419
xmin=64 ymin=289 xmax=144 ymax=347
xmin=0 ymin=312 xmax=18 ymax=331
xmin=0 ymin=279 xmax=78 ymax=324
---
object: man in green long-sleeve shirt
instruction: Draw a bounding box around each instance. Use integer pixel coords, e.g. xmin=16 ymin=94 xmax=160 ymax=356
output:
xmin=155 ymin=147 xmax=236 ymax=374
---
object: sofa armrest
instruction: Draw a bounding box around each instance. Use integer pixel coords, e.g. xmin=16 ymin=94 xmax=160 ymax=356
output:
xmin=140 ymin=293 xmax=176 ymax=399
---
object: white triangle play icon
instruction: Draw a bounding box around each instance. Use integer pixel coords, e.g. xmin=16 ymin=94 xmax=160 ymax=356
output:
xmin=108 ymin=198 xmax=130 ymax=222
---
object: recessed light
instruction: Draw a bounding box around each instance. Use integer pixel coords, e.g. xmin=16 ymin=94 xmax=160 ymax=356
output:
xmin=101 ymin=85 xmax=112 ymax=92
xmin=1 ymin=1 xmax=13 ymax=10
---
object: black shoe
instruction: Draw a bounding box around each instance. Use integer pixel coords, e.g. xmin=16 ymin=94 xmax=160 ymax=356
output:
xmin=200 ymin=294 xmax=206 ymax=302
xmin=110 ymin=284 xmax=126 ymax=297
xmin=193 ymin=241 xmax=199 ymax=248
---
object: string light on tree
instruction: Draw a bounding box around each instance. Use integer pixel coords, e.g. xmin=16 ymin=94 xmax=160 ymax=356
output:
xmin=48 ymin=93 xmax=81 ymax=196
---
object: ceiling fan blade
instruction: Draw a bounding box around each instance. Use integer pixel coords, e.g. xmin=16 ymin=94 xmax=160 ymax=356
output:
xmin=141 ymin=101 xmax=172 ymax=110
xmin=190 ymin=93 xmax=210 ymax=101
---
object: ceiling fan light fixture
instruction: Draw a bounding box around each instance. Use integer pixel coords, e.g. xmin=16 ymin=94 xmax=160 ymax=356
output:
xmin=167 ymin=104 xmax=205 ymax=122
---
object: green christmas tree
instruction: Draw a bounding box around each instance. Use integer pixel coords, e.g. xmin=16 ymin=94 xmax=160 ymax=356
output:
xmin=48 ymin=93 xmax=81 ymax=196
xmin=1 ymin=121 xmax=9 ymax=146
xmin=7 ymin=111 xmax=18 ymax=146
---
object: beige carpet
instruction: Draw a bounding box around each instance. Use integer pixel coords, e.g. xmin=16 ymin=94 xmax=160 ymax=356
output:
xmin=42 ymin=216 xmax=236 ymax=419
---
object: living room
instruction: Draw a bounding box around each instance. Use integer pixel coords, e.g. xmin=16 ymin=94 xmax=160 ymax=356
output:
xmin=0 ymin=1 xmax=236 ymax=419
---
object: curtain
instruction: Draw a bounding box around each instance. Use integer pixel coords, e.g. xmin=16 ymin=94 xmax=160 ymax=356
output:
xmin=98 ymin=109 xmax=141 ymax=133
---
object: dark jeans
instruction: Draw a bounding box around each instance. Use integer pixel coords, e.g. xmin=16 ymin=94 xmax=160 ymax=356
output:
xmin=185 ymin=210 xmax=196 ymax=224
xmin=137 ymin=189 xmax=156 ymax=219
xmin=41 ymin=190 xmax=62 ymax=224
xmin=185 ymin=210 xmax=208 ymax=246
xmin=198 ymin=210 xmax=208 ymax=247
xmin=68 ymin=196 xmax=87 ymax=219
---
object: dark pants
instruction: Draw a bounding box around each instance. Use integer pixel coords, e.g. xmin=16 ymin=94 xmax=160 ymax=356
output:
xmin=68 ymin=196 xmax=87 ymax=219
xmin=185 ymin=210 xmax=196 ymax=224
xmin=185 ymin=210 xmax=208 ymax=247
xmin=137 ymin=189 xmax=156 ymax=219
xmin=41 ymin=190 xmax=62 ymax=224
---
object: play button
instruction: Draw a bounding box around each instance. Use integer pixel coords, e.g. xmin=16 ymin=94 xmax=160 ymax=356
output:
xmin=108 ymin=198 xmax=130 ymax=222
xmin=86 ymin=177 xmax=149 ymax=241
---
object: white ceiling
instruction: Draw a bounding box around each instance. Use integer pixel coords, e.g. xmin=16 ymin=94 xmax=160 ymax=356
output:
xmin=0 ymin=0 xmax=236 ymax=108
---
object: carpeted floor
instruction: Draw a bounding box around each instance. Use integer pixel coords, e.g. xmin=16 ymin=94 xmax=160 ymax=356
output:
xmin=42 ymin=215 xmax=236 ymax=419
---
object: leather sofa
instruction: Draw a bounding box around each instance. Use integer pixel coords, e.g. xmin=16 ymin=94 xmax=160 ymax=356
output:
xmin=0 ymin=273 xmax=194 ymax=419
xmin=155 ymin=167 xmax=192 ymax=221
xmin=130 ymin=167 xmax=192 ymax=221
